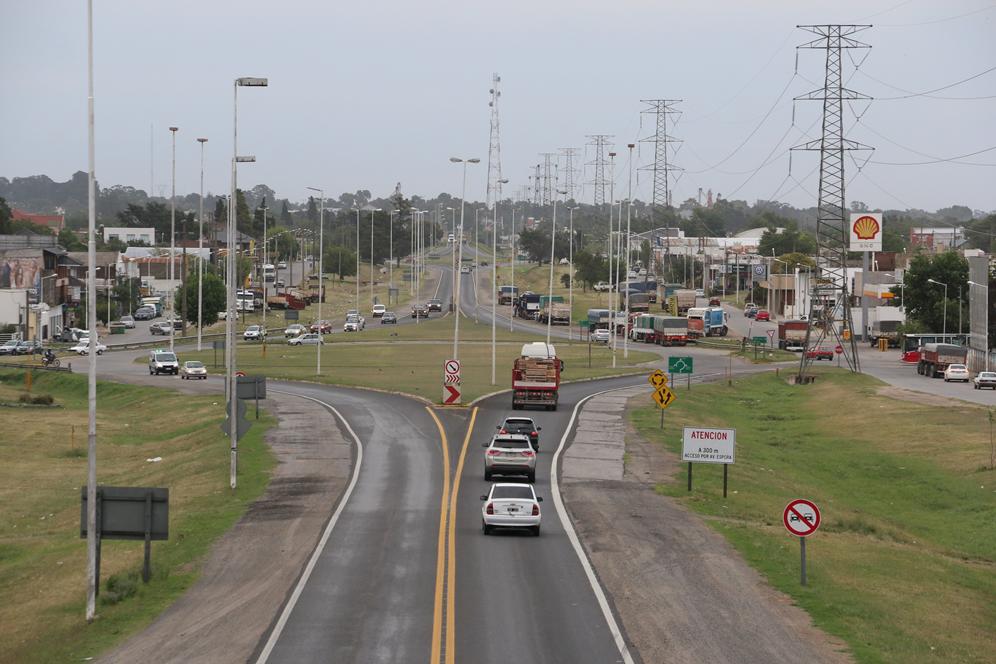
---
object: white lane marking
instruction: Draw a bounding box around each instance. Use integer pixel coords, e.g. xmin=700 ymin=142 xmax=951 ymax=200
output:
xmin=254 ymin=390 xmax=365 ymax=664
xmin=550 ymin=387 xmax=637 ymax=664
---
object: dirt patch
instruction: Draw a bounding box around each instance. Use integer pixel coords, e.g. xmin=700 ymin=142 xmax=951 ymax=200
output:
xmin=99 ymin=392 xmax=353 ymax=664
xmin=561 ymin=394 xmax=853 ymax=664
xmin=875 ymin=384 xmax=985 ymax=409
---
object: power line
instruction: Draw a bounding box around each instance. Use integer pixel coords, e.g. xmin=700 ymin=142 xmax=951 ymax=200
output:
xmin=869 ymin=144 xmax=996 ymax=166
xmin=878 ymin=3 xmax=996 ymax=27
xmin=856 ymin=63 xmax=996 ymax=100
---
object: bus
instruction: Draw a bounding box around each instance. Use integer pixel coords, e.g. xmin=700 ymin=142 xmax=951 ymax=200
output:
xmin=237 ymin=289 xmax=256 ymax=312
xmin=262 ymin=263 xmax=276 ymax=283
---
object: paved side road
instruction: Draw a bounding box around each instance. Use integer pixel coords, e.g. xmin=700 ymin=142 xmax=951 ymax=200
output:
xmin=560 ymin=389 xmax=853 ymax=664
xmin=100 ymin=391 xmax=353 ymax=664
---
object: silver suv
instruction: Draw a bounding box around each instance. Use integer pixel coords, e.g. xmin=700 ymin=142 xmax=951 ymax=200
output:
xmin=483 ymin=434 xmax=536 ymax=482
xmin=148 ymin=350 xmax=179 ymax=375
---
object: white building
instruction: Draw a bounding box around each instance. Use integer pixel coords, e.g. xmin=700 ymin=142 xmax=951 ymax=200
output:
xmin=103 ymin=227 xmax=155 ymax=246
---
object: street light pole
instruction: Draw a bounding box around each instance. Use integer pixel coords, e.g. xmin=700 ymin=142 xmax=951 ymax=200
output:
xmin=624 ymin=143 xmax=634 ymax=360
xmin=169 ymin=126 xmax=178 ymax=352
xmin=85 ymin=0 xmax=98 ymax=622
xmin=449 ymin=157 xmax=480 ymax=361
xmin=353 ymin=207 xmax=361 ymax=310
xmin=492 ymin=178 xmax=508 ymax=385
xmin=389 ymin=209 xmax=397 ymax=302
xmin=608 ymin=151 xmax=617 ymax=368
xmin=196 ymin=137 xmax=207 ymax=351
xmin=967 ymin=280 xmax=990 ymax=370
xmin=370 ymin=208 xmax=382 ymax=308
xmin=307 ymin=187 xmax=324 ymax=375
xmin=928 ymin=278 xmax=949 ymax=339
xmin=567 ymin=206 xmax=579 ymax=342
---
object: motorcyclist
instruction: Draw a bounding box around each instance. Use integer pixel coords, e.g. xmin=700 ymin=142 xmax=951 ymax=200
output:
xmin=43 ymin=348 xmax=56 ymax=365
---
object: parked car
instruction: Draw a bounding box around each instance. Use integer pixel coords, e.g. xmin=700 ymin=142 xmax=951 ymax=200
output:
xmin=119 ymin=315 xmax=136 ymax=329
xmin=71 ymin=339 xmax=107 ymax=356
xmin=243 ymin=325 xmax=266 ymax=341
xmin=412 ymin=304 xmax=429 ymax=319
xmin=372 ymin=304 xmax=387 ymax=318
xmin=150 ymin=322 xmax=172 ymax=335
xmin=427 ymin=298 xmax=443 ymax=312
xmin=218 ymin=310 xmax=240 ymax=321
xmin=943 ymin=363 xmax=970 ymax=383
xmin=133 ymin=307 xmax=156 ymax=321
xmin=288 ymin=333 xmax=323 ymax=346
xmin=0 ymin=339 xmax=20 ymax=355
xmin=591 ymin=328 xmax=611 ymax=344
xmin=381 ymin=312 xmax=398 ymax=324
xmin=497 ymin=417 xmax=541 ymax=451
xmin=180 ymin=360 xmax=208 ymax=380
xmin=593 ymin=281 xmax=612 ymax=292
xmin=483 ymin=434 xmax=536 ymax=482
xmin=284 ymin=323 xmax=306 ymax=338
xmin=481 ymin=483 xmax=542 ymax=536
xmin=148 ymin=349 xmax=179 ymax=375
xmin=310 ymin=320 xmax=333 ymax=334
xmin=973 ymin=371 xmax=996 ymax=390
xmin=755 ymin=310 xmax=771 ymax=322
xmin=805 ymin=347 xmax=834 ymax=361
xmin=14 ymin=340 xmax=43 ymax=355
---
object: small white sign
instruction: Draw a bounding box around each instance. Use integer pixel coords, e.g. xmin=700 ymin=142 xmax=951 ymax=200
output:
xmin=682 ymin=427 xmax=735 ymax=464
xmin=849 ymin=212 xmax=883 ymax=252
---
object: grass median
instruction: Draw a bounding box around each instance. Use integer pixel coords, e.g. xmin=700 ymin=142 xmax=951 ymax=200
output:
xmin=186 ymin=316 xmax=658 ymax=402
xmin=630 ymin=369 xmax=996 ymax=663
xmin=0 ymin=369 xmax=275 ymax=663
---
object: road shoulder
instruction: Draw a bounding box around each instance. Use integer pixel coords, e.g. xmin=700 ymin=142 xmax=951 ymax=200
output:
xmin=100 ymin=391 xmax=353 ymax=664
xmin=560 ymin=389 xmax=853 ymax=664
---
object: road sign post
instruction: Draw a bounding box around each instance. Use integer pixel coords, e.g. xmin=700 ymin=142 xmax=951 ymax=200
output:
xmin=682 ymin=427 xmax=736 ymax=496
xmin=443 ymin=359 xmax=462 ymax=405
xmin=783 ymin=499 xmax=821 ymax=586
xmin=648 ymin=369 xmax=675 ymax=428
xmin=766 ymin=329 xmax=775 ymax=348
xmin=668 ymin=356 xmax=693 ymax=392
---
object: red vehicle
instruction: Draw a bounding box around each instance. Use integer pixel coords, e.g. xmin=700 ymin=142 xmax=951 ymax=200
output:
xmin=755 ymin=310 xmax=771 ymax=322
xmin=805 ymin=347 xmax=834 ymax=361
xmin=512 ymin=343 xmax=561 ymax=411
xmin=310 ymin=320 xmax=333 ymax=334
xmin=917 ymin=343 xmax=968 ymax=378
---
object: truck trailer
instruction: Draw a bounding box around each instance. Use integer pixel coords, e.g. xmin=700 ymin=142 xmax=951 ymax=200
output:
xmin=512 ymin=342 xmax=561 ymax=410
xmin=917 ymin=343 xmax=968 ymax=378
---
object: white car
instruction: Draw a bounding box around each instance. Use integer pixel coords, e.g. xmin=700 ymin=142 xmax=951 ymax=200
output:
xmin=148 ymin=349 xmax=179 ymax=375
xmin=974 ymin=371 xmax=996 ymax=390
xmin=277 ymin=261 xmax=287 ymax=269
xmin=119 ymin=315 xmax=136 ymax=329
xmin=372 ymin=304 xmax=386 ymax=318
xmin=243 ymin=325 xmax=265 ymax=341
xmin=180 ymin=360 xmax=207 ymax=380
xmin=70 ymin=340 xmax=107 ymax=355
xmin=284 ymin=323 xmax=306 ymax=338
xmin=343 ymin=315 xmax=364 ymax=332
xmin=943 ymin=363 xmax=970 ymax=383
xmin=460 ymin=265 xmax=471 ymax=274
xmin=591 ymin=328 xmax=611 ymax=344
xmin=288 ymin=333 xmax=323 ymax=346
xmin=481 ymin=483 xmax=543 ymax=536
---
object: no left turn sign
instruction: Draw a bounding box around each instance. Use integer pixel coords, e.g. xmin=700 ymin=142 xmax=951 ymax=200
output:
xmin=783 ymin=499 xmax=821 ymax=537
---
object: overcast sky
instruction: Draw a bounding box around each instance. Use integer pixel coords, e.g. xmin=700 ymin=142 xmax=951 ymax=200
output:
xmin=2 ymin=0 xmax=994 ymax=212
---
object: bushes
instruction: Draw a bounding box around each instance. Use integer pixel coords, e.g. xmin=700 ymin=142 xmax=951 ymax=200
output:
xmin=101 ymin=571 xmax=140 ymax=606
xmin=18 ymin=393 xmax=54 ymax=405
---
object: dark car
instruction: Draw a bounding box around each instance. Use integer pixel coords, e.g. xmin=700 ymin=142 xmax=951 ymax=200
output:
xmin=381 ymin=312 xmax=398 ymax=324
xmin=133 ymin=307 xmax=156 ymax=320
xmin=745 ymin=307 xmax=758 ymax=319
xmin=14 ymin=340 xmax=42 ymax=355
xmin=411 ymin=304 xmax=429 ymax=318
xmin=497 ymin=416 xmax=542 ymax=451
xmin=427 ymin=298 xmax=443 ymax=312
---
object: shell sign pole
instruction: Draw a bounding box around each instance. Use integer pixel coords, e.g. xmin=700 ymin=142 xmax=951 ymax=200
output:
xmin=849 ymin=212 xmax=883 ymax=252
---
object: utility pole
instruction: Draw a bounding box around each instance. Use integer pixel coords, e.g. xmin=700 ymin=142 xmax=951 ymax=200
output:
xmin=639 ymin=99 xmax=683 ymax=220
xmin=85 ymin=0 xmax=98 ymax=622
xmin=196 ymin=137 xmax=207 ymax=351
xmin=608 ymin=150 xmax=617 ymax=368
xmin=168 ymin=126 xmax=178 ymax=352
xmin=624 ymin=143 xmax=635 ymax=359
xmin=586 ymin=135 xmax=613 ymax=206
xmin=794 ymin=24 xmax=872 ymax=379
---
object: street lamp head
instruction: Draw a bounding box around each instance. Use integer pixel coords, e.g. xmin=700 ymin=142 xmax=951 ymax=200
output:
xmin=236 ymin=77 xmax=268 ymax=87
xmin=468 ymin=158 xmax=481 ymax=164
xmin=235 ymin=155 xmax=256 ymax=163
xmin=372 ymin=208 xmax=382 ymax=212
xmin=967 ymin=280 xmax=983 ymax=287
xmin=197 ymin=137 xmax=208 ymax=143
xmin=169 ymin=126 xmax=178 ymax=133
xmin=449 ymin=157 xmax=463 ymax=163
xmin=498 ymin=178 xmax=509 ymax=184
xmin=306 ymin=186 xmax=323 ymax=194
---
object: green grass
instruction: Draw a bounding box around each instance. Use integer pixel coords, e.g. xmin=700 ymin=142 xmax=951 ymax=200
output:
xmin=629 ymin=369 xmax=996 ymax=663
xmin=183 ymin=316 xmax=658 ymax=402
xmin=0 ymin=369 xmax=275 ymax=664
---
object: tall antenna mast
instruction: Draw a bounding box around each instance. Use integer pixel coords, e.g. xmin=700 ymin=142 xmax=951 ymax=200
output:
xmin=486 ymin=73 xmax=503 ymax=212
xmin=794 ymin=24 xmax=873 ymax=378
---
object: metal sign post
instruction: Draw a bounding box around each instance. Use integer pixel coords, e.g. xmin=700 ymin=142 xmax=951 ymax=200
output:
xmin=443 ymin=358 xmax=462 ymax=405
xmin=668 ymin=356 xmax=693 ymax=392
xmin=783 ymin=499 xmax=822 ymax=586
xmin=648 ymin=369 xmax=675 ymax=429
xmin=81 ymin=486 xmax=169 ymax=587
xmin=682 ymin=427 xmax=736 ymax=496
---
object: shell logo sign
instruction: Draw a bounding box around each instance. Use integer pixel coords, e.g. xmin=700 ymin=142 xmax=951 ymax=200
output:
xmin=849 ymin=212 xmax=883 ymax=251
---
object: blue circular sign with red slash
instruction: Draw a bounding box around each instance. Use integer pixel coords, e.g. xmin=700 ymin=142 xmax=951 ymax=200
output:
xmin=783 ymin=499 xmax=821 ymax=537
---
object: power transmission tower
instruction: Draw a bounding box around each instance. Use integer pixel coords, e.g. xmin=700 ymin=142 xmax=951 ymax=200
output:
xmin=793 ymin=24 xmax=873 ymax=379
xmin=559 ymin=148 xmax=579 ymax=201
xmin=586 ymin=135 xmax=613 ymax=205
xmin=533 ymin=164 xmax=543 ymax=205
xmin=486 ymin=73 xmax=503 ymax=212
xmin=639 ymin=99 xmax=683 ymax=215
xmin=539 ymin=153 xmax=556 ymax=205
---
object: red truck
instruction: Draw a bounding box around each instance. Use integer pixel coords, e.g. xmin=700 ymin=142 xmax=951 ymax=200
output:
xmin=917 ymin=343 xmax=968 ymax=378
xmin=512 ymin=342 xmax=562 ymax=411
xmin=778 ymin=320 xmax=809 ymax=350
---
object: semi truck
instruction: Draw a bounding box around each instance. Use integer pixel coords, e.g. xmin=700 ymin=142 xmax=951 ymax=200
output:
xmin=917 ymin=343 xmax=968 ymax=378
xmin=704 ymin=307 xmax=728 ymax=336
xmin=498 ymin=285 xmax=519 ymax=305
xmin=630 ymin=314 xmax=656 ymax=342
xmin=666 ymin=289 xmax=697 ymax=315
xmin=538 ymin=298 xmax=571 ymax=325
xmin=587 ymin=308 xmax=610 ymax=331
xmin=623 ymin=291 xmax=651 ymax=313
xmin=653 ymin=315 xmax=689 ymax=346
xmin=512 ymin=342 xmax=561 ymax=411
xmin=687 ymin=307 xmax=706 ymax=339
xmin=517 ymin=291 xmax=541 ymax=319
xmin=778 ymin=319 xmax=809 ymax=350
xmin=869 ymin=320 xmax=901 ymax=347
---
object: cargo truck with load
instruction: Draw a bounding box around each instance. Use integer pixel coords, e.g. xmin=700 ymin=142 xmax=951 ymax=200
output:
xmin=869 ymin=320 xmax=901 ymax=348
xmin=917 ymin=343 xmax=968 ymax=378
xmin=653 ymin=315 xmax=689 ymax=346
xmin=667 ymin=289 xmax=697 ymax=315
xmin=778 ymin=319 xmax=809 ymax=350
xmin=686 ymin=307 xmax=706 ymax=339
xmin=512 ymin=342 xmax=562 ymax=411
xmin=537 ymin=296 xmax=570 ymax=325
xmin=630 ymin=314 xmax=656 ymax=342
xmin=498 ymin=285 xmax=519 ymax=306
xmin=587 ymin=308 xmax=610 ymax=331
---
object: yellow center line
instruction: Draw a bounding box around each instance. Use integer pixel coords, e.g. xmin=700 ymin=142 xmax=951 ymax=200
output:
xmin=425 ymin=407 xmax=451 ymax=664
xmin=446 ymin=406 xmax=477 ymax=664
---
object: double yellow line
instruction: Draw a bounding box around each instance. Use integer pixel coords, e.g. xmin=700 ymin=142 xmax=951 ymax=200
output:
xmin=426 ymin=406 xmax=478 ymax=664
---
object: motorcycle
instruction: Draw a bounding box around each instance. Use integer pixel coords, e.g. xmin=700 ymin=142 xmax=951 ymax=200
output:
xmin=42 ymin=352 xmax=60 ymax=368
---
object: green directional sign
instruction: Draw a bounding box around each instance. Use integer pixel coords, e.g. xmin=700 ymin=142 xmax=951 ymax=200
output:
xmin=752 ymin=336 xmax=767 ymax=346
xmin=668 ymin=356 xmax=693 ymax=374
xmin=578 ymin=318 xmax=589 ymax=328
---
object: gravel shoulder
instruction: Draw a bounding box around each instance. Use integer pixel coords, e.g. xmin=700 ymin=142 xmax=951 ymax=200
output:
xmin=560 ymin=390 xmax=853 ymax=664
xmin=100 ymin=391 xmax=353 ymax=664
